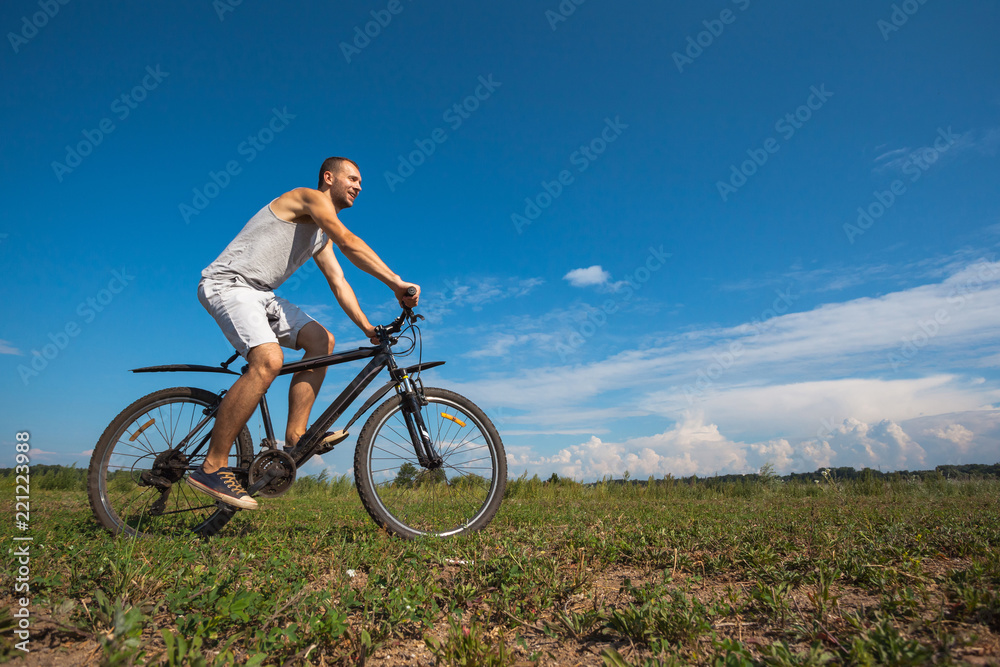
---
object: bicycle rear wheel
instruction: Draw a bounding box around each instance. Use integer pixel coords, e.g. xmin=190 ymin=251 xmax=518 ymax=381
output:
xmin=354 ymin=387 xmax=507 ymax=538
xmin=87 ymin=387 xmax=253 ymax=538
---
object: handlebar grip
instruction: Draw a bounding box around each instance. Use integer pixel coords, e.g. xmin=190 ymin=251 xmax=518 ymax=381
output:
xmin=405 ymin=286 xmax=417 ymax=297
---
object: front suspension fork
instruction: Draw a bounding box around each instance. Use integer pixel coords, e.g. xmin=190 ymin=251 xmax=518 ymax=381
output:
xmin=398 ymin=381 xmax=442 ymax=468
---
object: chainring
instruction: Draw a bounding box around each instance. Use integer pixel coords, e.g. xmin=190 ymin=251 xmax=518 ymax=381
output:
xmin=247 ymin=449 xmax=297 ymax=498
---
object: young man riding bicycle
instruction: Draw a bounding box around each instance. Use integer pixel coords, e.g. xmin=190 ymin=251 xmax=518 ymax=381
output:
xmin=187 ymin=157 xmax=420 ymax=510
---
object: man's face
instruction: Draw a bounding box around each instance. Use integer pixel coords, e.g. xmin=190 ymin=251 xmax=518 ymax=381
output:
xmin=327 ymin=162 xmax=362 ymax=209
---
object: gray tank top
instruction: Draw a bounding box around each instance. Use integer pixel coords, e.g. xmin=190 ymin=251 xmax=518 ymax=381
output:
xmin=202 ymin=200 xmax=328 ymax=290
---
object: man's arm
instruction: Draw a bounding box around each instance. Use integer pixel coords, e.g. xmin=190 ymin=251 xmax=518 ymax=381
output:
xmin=313 ymin=242 xmax=377 ymax=339
xmin=275 ymin=188 xmax=418 ymax=307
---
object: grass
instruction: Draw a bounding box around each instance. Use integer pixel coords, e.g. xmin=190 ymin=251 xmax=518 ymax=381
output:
xmin=1 ymin=471 xmax=998 ymax=665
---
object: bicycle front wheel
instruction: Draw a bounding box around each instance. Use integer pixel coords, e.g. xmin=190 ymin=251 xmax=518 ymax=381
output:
xmin=87 ymin=387 xmax=253 ymax=538
xmin=355 ymin=387 xmax=507 ymax=539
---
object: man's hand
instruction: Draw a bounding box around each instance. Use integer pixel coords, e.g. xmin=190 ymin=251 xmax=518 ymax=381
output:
xmin=395 ymin=283 xmax=420 ymax=308
xmin=364 ymin=325 xmax=380 ymax=345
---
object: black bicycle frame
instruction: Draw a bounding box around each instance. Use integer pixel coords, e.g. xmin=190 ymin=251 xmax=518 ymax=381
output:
xmin=132 ymin=342 xmax=445 ymax=475
xmin=280 ymin=347 xmax=388 ymax=463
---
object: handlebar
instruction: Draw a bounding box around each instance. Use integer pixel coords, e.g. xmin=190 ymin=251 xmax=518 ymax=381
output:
xmin=374 ymin=286 xmax=420 ymax=342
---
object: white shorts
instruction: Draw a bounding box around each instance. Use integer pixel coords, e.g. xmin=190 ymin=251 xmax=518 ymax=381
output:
xmin=198 ymin=277 xmax=316 ymax=357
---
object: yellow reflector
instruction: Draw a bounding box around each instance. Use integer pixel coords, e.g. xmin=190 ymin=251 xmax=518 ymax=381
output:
xmin=441 ymin=412 xmax=466 ymax=428
xmin=129 ymin=418 xmax=155 ymax=441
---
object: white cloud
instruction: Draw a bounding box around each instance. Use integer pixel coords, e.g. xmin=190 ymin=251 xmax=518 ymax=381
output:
xmin=563 ymin=265 xmax=611 ymax=288
xmin=505 ymin=410 xmax=999 ymax=481
xmin=750 ymin=439 xmax=795 ymax=470
xmin=464 ymin=333 xmax=555 ymax=358
xmin=516 ymin=415 xmax=750 ymax=480
xmin=421 ymin=276 xmax=544 ymax=318
xmin=453 ymin=259 xmax=1000 ymax=477
xmin=460 ymin=261 xmax=1000 ymax=416
xmin=904 ymin=410 xmax=1000 ymax=462
xmin=0 ymin=339 xmax=22 ymax=355
xmin=820 ymin=418 xmax=926 ymax=470
xmin=643 ymin=375 xmax=999 ymax=442
xmin=925 ymin=423 xmax=974 ymax=450
xmin=873 ymin=126 xmax=1000 ymax=175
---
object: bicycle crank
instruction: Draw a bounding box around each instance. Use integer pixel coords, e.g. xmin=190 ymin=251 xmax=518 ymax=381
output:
xmin=247 ymin=449 xmax=297 ymax=497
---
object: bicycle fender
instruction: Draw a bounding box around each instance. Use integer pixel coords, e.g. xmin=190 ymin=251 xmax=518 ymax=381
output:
xmin=131 ymin=364 xmax=240 ymax=376
xmin=343 ymin=361 xmax=446 ymax=430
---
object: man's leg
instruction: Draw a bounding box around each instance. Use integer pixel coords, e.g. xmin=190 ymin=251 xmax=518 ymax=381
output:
xmin=285 ymin=322 xmax=336 ymax=448
xmin=203 ymin=343 xmax=284 ymax=473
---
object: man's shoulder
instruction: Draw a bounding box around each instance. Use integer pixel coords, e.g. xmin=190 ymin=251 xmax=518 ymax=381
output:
xmin=274 ymin=187 xmax=319 ymax=204
xmin=271 ymin=188 xmax=323 ymax=222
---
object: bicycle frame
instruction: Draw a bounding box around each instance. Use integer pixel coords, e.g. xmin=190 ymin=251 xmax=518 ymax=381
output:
xmin=131 ymin=338 xmax=447 ymax=481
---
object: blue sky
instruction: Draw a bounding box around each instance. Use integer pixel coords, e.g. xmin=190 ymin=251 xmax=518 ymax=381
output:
xmin=3 ymin=0 xmax=999 ymax=479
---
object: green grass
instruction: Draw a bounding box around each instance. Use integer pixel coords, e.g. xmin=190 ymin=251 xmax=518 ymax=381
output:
xmin=1 ymin=473 xmax=999 ymax=665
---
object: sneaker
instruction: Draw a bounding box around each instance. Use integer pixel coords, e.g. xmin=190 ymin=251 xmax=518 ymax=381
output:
xmin=284 ymin=430 xmax=350 ymax=455
xmin=317 ymin=429 xmax=350 ymax=453
xmin=186 ymin=466 xmax=258 ymax=510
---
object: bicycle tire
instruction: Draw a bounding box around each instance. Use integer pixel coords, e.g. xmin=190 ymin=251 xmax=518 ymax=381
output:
xmin=87 ymin=387 xmax=253 ymax=538
xmin=354 ymin=387 xmax=507 ymax=539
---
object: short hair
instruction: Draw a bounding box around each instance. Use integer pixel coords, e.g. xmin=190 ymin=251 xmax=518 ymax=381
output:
xmin=317 ymin=157 xmax=360 ymax=188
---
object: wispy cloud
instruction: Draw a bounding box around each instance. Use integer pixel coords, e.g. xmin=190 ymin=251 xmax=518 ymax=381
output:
xmin=464 ymin=332 xmax=556 ymax=358
xmin=873 ymin=126 xmax=1000 ymax=175
xmin=0 ymin=340 xmax=22 ymax=355
xmin=719 ymin=250 xmax=997 ymax=295
xmin=422 ymin=276 xmax=544 ymax=318
xmin=450 ymin=259 xmax=1000 ymax=478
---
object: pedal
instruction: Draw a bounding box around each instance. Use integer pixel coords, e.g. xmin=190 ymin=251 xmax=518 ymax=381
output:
xmin=316 ymin=429 xmax=350 ymax=455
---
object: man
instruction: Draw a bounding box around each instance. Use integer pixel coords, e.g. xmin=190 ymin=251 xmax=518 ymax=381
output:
xmin=187 ymin=157 xmax=419 ymax=509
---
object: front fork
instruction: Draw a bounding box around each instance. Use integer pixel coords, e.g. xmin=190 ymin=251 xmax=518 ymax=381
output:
xmin=398 ymin=376 xmax=442 ymax=469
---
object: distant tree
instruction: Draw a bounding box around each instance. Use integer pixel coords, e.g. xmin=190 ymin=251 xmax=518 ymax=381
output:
xmin=453 ymin=473 xmax=486 ymax=489
xmin=415 ymin=467 xmax=447 ymax=487
xmin=394 ymin=462 xmax=418 ymax=488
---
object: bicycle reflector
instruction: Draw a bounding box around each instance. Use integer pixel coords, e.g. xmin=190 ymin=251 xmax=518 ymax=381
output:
xmin=129 ymin=418 xmax=156 ymax=441
xmin=441 ymin=412 xmax=466 ymax=428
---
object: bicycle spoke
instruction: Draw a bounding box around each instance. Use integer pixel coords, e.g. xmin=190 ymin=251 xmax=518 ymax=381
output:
xmin=358 ymin=392 xmax=505 ymax=538
xmin=92 ymin=390 xmax=250 ymax=538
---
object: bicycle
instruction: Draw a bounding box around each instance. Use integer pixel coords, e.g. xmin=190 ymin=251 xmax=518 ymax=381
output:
xmin=87 ymin=297 xmax=507 ymax=540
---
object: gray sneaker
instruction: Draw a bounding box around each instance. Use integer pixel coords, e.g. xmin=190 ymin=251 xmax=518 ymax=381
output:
xmin=186 ymin=467 xmax=258 ymax=510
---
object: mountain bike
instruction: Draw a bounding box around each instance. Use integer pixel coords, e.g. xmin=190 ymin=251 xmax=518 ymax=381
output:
xmin=87 ymin=300 xmax=506 ymax=539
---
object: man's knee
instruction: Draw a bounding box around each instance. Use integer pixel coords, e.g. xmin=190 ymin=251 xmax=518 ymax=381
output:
xmin=299 ymin=323 xmax=335 ymax=356
xmin=319 ymin=329 xmax=335 ymax=354
xmin=248 ymin=344 xmax=284 ymax=380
